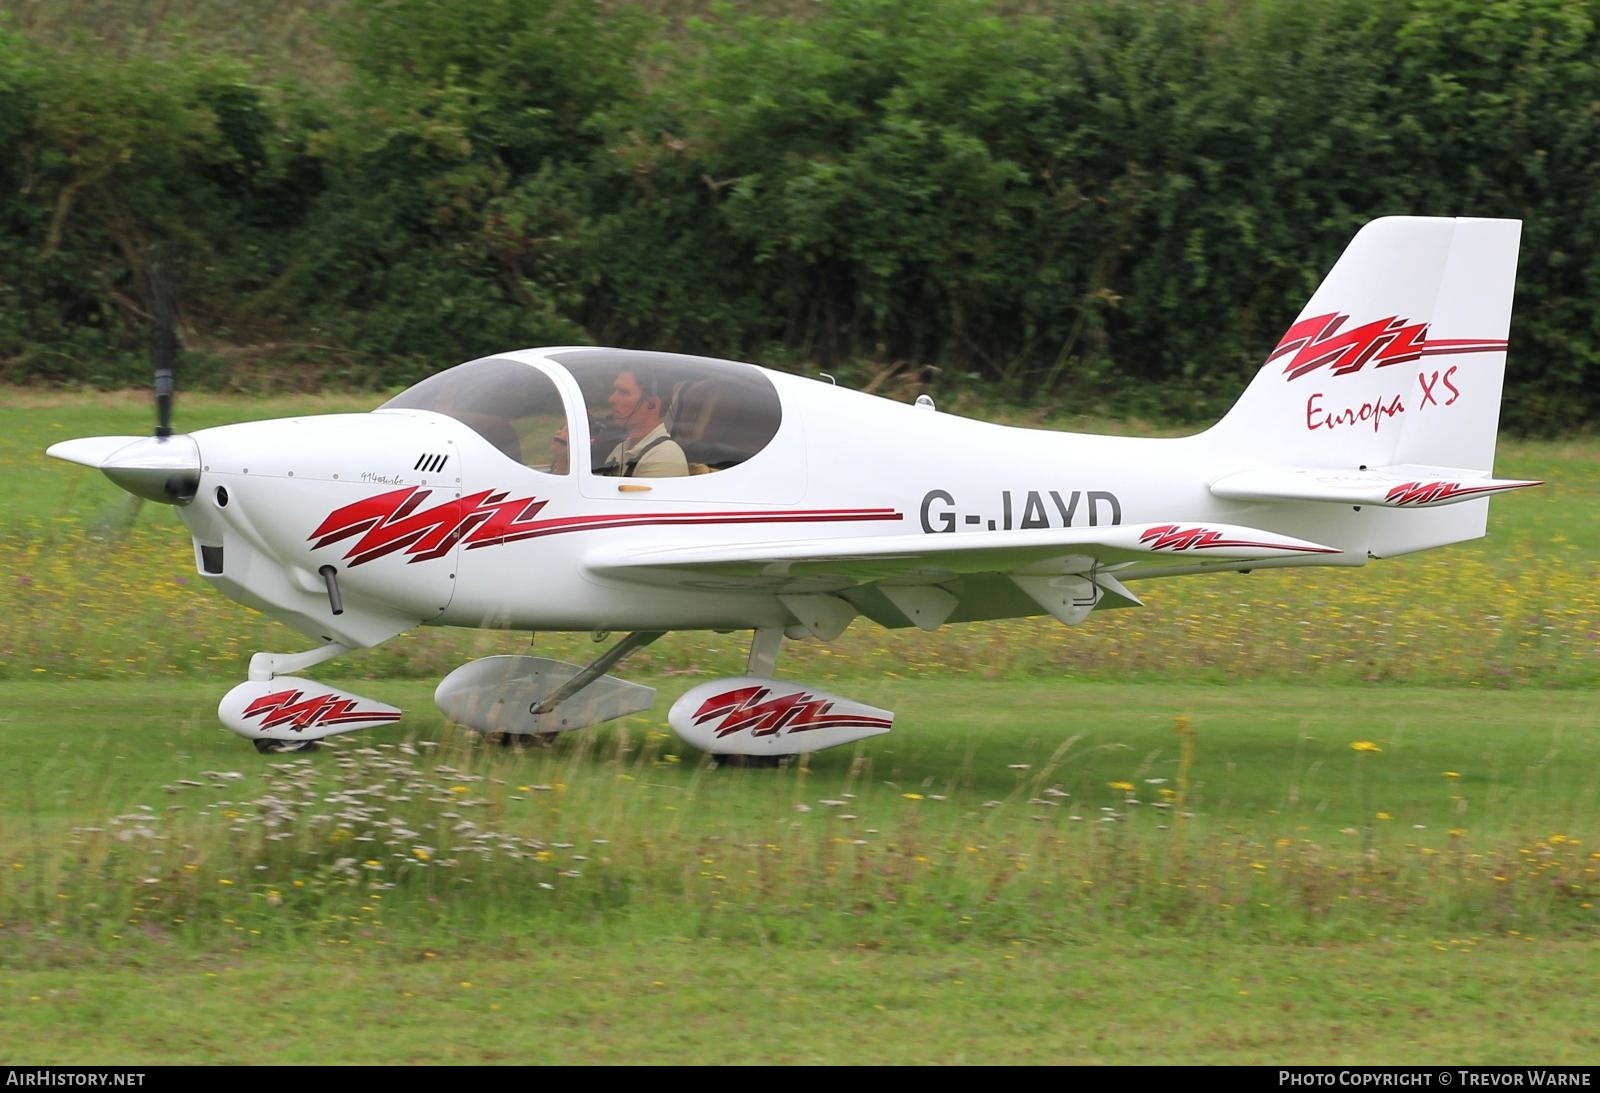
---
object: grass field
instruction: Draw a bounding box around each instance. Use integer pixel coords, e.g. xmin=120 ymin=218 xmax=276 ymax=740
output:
xmin=7 ymin=936 xmax=1597 ymax=1064
xmin=2 ymin=390 xmax=1597 ymax=1064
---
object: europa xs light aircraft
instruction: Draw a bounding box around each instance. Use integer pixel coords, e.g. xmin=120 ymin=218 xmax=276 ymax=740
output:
xmin=49 ymin=216 xmax=1539 ymax=756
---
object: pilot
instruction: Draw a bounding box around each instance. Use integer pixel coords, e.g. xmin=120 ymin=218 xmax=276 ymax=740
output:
xmin=598 ymin=366 xmax=688 ymax=477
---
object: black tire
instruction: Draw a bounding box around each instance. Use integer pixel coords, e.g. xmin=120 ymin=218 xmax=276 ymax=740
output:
xmin=711 ymin=753 xmax=784 ymax=769
xmin=253 ymin=738 xmax=320 ymax=754
xmin=493 ymin=731 xmax=559 ymax=748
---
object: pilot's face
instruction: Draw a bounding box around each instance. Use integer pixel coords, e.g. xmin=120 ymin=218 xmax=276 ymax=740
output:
xmin=608 ymin=372 xmax=642 ymax=423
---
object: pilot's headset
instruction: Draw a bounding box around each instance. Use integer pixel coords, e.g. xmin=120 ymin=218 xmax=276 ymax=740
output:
xmin=630 ymin=364 xmax=668 ymax=421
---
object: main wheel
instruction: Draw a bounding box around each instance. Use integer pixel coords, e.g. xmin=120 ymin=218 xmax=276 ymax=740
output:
xmin=253 ymin=738 xmax=320 ymax=754
xmin=711 ymin=753 xmax=784 ymax=769
xmin=493 ymin=731 xmax=559 ymax=748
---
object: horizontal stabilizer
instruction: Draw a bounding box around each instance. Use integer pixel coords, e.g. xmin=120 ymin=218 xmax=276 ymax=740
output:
xmin=1210 ymin=465 xmax=1542 ymax=508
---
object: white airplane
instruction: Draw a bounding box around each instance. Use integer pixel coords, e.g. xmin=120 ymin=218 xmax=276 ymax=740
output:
xmin=48 ymin=216 xmax=1540 ymax=756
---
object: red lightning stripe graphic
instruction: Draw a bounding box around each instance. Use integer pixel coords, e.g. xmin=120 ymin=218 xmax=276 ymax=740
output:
xmin=692 ymin=686 xmax=892 ymax=739
xmin=1382 ymin=481 xmax=1530 ymax=506
xmin=1269 ymin=312 xmax=1507 ymax=382
xmin=307 ymin=487 xmax=550 ymax=567
xmin=1137 ymin=525 xmax=1338 ymax=554
xmin=461 ymin=506 xmax=901 ymax=549
xmin=310 ymin=487 xmax=903 ymax=566
xmin=241 ymin=689 xmax=401 ymax=732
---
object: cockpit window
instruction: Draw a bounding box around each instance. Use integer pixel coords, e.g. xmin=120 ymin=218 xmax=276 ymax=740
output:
xmin=552 ymin=349 xmax=782 ymax=478
xmin=379 ymin=358 xmax=571 ymax=474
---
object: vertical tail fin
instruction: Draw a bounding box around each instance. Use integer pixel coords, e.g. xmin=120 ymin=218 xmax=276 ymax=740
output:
xmin=1208 ymin=216 xmax=1520 ymax=472
xmin=1204 ymin=217 xmax=1528 ymax=557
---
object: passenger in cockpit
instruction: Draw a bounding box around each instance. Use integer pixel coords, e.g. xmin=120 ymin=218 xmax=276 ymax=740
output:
xmin=548 ymin=425 xmax=571 ymax=475
xmin=597 ymin=366 xmax=688 ymax=478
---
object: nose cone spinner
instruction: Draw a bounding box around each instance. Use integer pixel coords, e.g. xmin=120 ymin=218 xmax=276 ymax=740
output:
xmin=47 ymin=434 xmax=201 ymax=505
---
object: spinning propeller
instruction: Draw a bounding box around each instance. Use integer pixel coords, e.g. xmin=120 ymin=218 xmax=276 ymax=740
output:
xmin=47 ymin=245 xmax=201 ymax=505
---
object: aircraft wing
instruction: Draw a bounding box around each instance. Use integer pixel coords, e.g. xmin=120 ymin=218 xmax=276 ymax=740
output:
xmin=584 ymin=521 xmax=1340 ymax=634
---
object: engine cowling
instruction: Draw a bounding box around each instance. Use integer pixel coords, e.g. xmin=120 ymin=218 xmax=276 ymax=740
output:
xmin=219 ymin=677 xmax=401 ymax=743
xmin=668 ymin=676 xmax=892 ymax=756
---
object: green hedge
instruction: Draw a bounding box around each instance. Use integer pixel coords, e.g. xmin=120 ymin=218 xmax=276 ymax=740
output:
xmin=2 ymin=0 xmax=1598 ymax=429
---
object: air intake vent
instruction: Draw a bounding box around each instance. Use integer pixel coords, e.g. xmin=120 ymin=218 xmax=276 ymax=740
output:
xmin=413 ymin=453 xmax=449 ymax=474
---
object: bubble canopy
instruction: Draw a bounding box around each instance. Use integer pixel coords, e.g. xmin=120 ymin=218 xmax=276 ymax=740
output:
xmin=379 ymin=350 xmax=784 ymax=477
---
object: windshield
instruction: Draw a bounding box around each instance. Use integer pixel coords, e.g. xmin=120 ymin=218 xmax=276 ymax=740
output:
xmin=379 ymin=357 xmax=572 ymax=474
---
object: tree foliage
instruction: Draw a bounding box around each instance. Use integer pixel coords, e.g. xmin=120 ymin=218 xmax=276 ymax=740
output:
xmin=2 ymin=0 xmax=1598 ymax=428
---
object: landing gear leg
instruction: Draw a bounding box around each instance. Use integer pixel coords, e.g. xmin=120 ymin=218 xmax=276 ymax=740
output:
xmin=502 ymin=631 xmax=666 ymax=746
xmin=711 ymin=628 xmax=787 ymax=768
xmin=746 ymin=626 xmax=782 ymax=677
xmin=529 ymin=630 xmax=665 ymax=718
xmin=247 ymin=641 xmax=350 ymax=682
